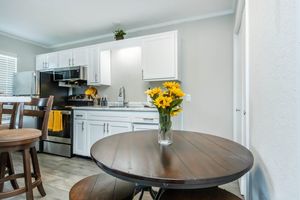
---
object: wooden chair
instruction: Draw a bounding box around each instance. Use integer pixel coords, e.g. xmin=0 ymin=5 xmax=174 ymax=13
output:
xmin=69 ymin=174 xmax=136 ymax=200
xmin=0 ymin=102 xmax=20 ymax=129
xmin=0 ymin=96 xmax=53 ymax=200
xmin=0 ymin=102 xmax=23 ymax=191
xmin=159 ymin=187 xmax=242 ymax=200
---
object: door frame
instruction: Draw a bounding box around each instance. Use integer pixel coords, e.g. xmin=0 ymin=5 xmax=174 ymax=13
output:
xmin=233 ymin=0 xmax=250 ymax=199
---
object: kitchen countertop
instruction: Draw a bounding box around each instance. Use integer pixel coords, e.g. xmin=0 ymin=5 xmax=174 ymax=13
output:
xmin=0 ymin=96 xmax=31 ymax=102
xmin=72 ymin=106 xmax=157 ymax=112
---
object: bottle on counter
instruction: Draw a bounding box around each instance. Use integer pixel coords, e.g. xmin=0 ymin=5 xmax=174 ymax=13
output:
xmin=104 ymin=97 xmax=108 ymax=107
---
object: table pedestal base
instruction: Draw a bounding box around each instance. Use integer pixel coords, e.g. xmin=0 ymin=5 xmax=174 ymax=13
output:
xmin=134 ymin=185 xmax=161 ymax=200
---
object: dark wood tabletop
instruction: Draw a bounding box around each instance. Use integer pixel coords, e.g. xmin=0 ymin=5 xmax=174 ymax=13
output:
xmin=91 ymin=130 xmax=254 ymax=189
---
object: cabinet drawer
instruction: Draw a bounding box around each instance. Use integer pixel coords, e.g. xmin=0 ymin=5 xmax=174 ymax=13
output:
xmin=132 ymin=112 xmax=159 ymax=124
xmin=87 ymin=111 xmax=130 ymax=122
xmin=73 ymin=111 xmax=87 ymax=120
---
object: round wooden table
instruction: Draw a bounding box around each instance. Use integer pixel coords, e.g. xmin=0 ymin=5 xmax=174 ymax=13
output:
xmin=91 ymin=130 xmax=253 ymax=191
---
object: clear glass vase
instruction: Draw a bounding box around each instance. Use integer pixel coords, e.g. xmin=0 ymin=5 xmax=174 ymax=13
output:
xmin=158 ymin=112 xmax=173 ymax=145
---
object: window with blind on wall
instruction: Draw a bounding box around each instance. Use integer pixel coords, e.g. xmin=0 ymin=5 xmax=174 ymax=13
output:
xmin=0 ymin=54 xmax=17 ymax=95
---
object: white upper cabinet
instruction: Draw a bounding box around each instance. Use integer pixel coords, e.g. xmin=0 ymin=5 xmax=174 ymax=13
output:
xmin=87 ymin=46 xmax=111 ymax=86
xmin=58 ymin=47 xmax=88 ymax=68
xmin=141 ymin=31 xmax=179 ymax=81
xmin=47 ymin=52 xmax=59 ymax=69
xmin=36 ymin=54 xmax=46 ymax=71
xmin=73 ymin=47 xmax=88 ymax=67
xmin=58 ymin=50 xmax=73 ymax=68
xmin=36 ymin=53 xmax=58 ymax=71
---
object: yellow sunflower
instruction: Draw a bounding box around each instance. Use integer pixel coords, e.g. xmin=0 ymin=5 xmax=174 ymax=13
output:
xmin=169 ymin=87 xmax=185 ymax=97
xmin=145 ymin=87 xmax=161 ymax=97
xmin=154 ymin=95 xmax=173 ymax=109
xmin=163 ymin=82 xmax=180 ymax=89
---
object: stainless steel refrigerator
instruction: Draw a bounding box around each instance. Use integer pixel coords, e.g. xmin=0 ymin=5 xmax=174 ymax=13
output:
xmin=13 ymin=71 xmax=40 ymax=149
xmin=13 ymin=71 xmax=39 ymax=97
xmin=13 ymin=71 xmax=39 ymax=128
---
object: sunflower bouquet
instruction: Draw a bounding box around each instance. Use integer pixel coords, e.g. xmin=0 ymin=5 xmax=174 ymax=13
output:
xmin=145 ymin=82 xmax=185 ymax=145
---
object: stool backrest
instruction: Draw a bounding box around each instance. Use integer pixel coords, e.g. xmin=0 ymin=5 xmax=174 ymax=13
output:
xmin=19 ymin=96 xmax=54 ymax=140
xmin=0 ymin=102 xmax=22 ymax=129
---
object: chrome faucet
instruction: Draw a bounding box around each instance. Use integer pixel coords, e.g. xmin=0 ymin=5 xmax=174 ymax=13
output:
xmin=118 ymin=86 xmax=126 ymax=107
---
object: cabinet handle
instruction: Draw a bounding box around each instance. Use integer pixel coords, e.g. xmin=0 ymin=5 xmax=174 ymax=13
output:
xmin=103 ymin=123 xmax=106 ymax=133
xmin=107 ymin=123 xmax=109 ymax=133
xmin=76 ymin=115 xmax=83 ymax=117
xmin=95 ymin=74 xmax=98 ymax=82
xmin=142 ymin=70 xmax=144 ymax=79
xmin=143 ymin=118 xmax=154 ymax=121
xmin=82 ymin=121 xmax=84 ymax=131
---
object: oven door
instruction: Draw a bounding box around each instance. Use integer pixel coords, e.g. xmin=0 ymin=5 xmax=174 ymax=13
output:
xmin=43 ymin=110 xmax=73 ymax=157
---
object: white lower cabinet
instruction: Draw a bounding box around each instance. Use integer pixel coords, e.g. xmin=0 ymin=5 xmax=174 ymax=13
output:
xmin=73 ymin=120 xmax=88 ymax=156
xmin=73 ymin=110 xmax=159 ymax=157
xmin=86 ymin=121 xmax=106 ymax=155
xmin=108 ymin=122 xmax=132 ymax=135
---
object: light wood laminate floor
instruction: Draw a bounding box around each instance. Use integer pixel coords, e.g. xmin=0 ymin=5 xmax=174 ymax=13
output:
xmin=3 ymin=153 xmax=243 ymax=200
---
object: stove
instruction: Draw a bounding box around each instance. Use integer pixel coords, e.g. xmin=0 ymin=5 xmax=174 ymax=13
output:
xmin=67 ymin=94 xmax=94 ymax=107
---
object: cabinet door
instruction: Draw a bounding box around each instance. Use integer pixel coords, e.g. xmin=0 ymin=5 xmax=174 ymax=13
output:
xmin=142 ymin=31 xmax=177 ymax=81
xmin=87 ymin=46 xmax=100 ymax=85
xmin=99 ymin=50 xmax=111 ymax=85
xmin=108 ymin=122 xmax=132 ymax=136
xmin=58 ymin=50 xmax=72 ymax=68
xmin=87 ymin=47 xmax=111 ymax=86
xmin=86 ymin=121 xmax=106 ymax=155
xmin=47 ymin=52 xmax=58 ymax=69
xmin=36 ymin=54 xmax=46 ymax=71
xmin=73 ymin=120 xmax=88 ymax=156
xmin=73 ymin=47 xmax=88 ymax=66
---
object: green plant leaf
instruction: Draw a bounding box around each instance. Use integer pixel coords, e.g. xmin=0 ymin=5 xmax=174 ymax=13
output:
xmin=170 ymin=99 xmax=183 ymax=108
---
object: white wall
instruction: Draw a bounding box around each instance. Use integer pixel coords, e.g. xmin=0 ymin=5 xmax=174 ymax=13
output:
xmin=59 ymin=15 xmax=235 ymax=139
xmin=248 ymin=0 xmax=300 ymax=199
xmin=0 ymin=34 xmax=49 ymax=71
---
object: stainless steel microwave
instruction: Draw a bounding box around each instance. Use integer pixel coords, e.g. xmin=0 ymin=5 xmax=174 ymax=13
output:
xmin=53 ymin=66 xmax=87 ymax=81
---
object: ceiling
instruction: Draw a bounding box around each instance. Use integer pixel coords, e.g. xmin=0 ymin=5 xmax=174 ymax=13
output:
xmin=0 ymin=0 xmax=235 ymax=48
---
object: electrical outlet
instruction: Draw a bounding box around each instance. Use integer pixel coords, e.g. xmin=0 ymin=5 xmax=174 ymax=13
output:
xmin=185 ymin=94 xmax=191 ymax=102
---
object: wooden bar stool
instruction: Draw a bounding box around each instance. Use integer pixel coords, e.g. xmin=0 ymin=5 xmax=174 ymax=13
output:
xmin=69 ymin=174 xmax=136 ymax=200
xmin=159 ymin=187 xmax=242 ymax=200
xmin=0 ymin=102 xmax=22 ymax=192
xmin=0 ymin=96 xmax=53 ymax=200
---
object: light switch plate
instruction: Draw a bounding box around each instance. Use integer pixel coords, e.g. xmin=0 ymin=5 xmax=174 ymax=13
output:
xmin=185 ymin=94 xmax=191 ymax=102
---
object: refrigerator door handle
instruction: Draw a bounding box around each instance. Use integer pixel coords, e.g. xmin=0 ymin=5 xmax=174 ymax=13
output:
xmin=31 ymin=72 xmax=34 ymax=97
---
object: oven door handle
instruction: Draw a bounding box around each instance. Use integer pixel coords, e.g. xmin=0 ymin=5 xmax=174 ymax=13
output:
xmin=61 ymin=111 xmax=72 ymax=115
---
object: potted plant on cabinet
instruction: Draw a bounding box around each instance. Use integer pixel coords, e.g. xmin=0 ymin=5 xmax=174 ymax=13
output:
xmin=114 ymin=29 xmax=126 ymax=40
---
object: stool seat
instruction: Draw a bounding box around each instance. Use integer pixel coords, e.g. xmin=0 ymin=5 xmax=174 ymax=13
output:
xmin=0 ymin=124 xmax=9 ymax=130
xmin=70 ymin=174 xmax=136 ymax=200
xmin=159 ymin=187 xmax=241 ymax=200
xmin=0 ymin=128 xmax=41 ymax=144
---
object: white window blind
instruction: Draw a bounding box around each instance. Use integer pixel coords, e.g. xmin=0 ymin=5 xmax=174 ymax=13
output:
xmin=0 ymin=54 xmax=17 ymax=95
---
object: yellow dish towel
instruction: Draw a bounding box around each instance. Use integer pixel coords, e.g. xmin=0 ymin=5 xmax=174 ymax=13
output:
xmin=48 ymin=110 xmax=63 ymax=132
